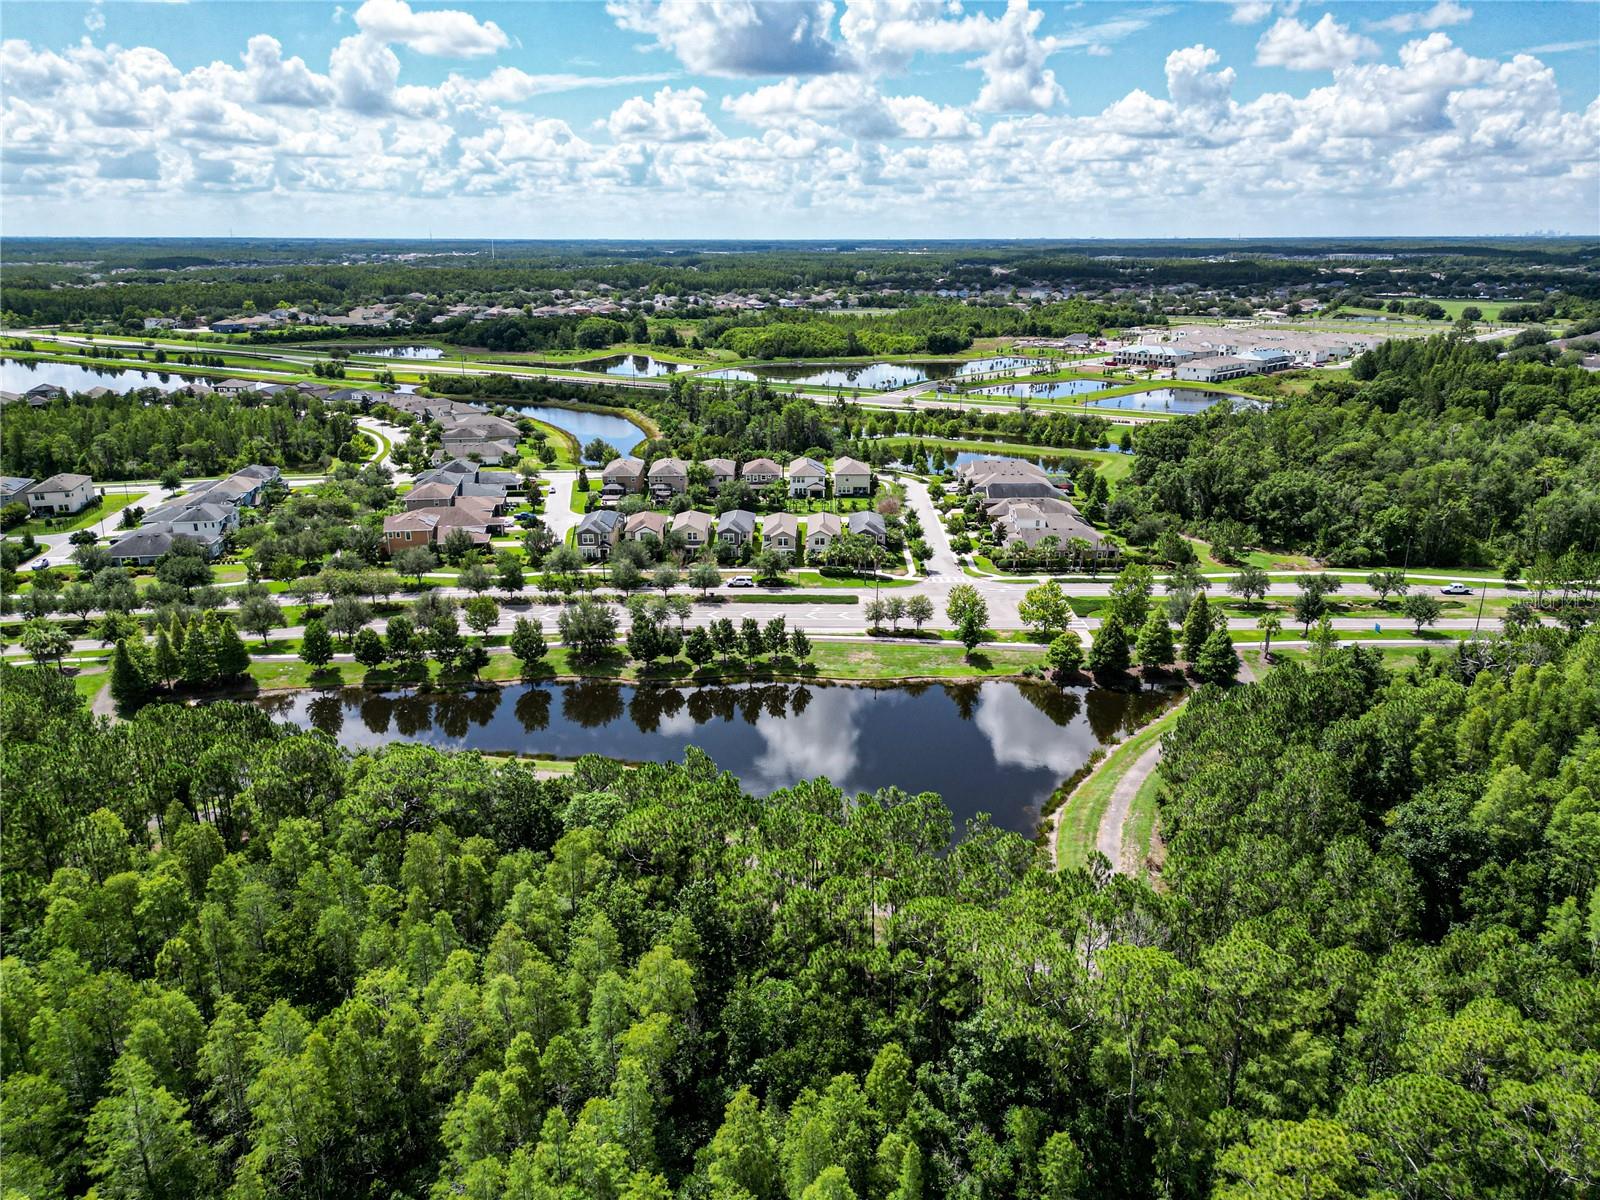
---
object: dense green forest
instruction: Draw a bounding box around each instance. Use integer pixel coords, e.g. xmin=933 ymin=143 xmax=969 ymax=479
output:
xmin=4 ymin=239 xmax=1596 ymax=325
xmin=1120 ymin=337 xmax=1600 ymax=566
xmin=0 ymin=393 xmax=361 ymax=480
xmin=2 ymin=626 xmax=1595 ymax=1198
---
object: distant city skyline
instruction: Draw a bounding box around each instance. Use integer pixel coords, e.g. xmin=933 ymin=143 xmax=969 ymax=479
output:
xmin=3 ymin=0 xmax=1597 ymax=238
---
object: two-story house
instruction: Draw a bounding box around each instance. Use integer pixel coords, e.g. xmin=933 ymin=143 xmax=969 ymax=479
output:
xmin=601 ymin=456 xmax=646 ymax=502
xmin=741 ymin=457 xmax=782 ymax=487
xmin=647 ymin=457 xmax=689 ymax=500
xmin=27 ymin=473 xmax=95 ymax=516
xmin=763 ymin=512 xmax=799 ymax=556
xmin=806 ymin=512 xmax=842 ymax=555
xmin=670 ymin=509 xmax=714 ymax=551
xmin=785 ymin=456 xmax=828 ymax=498
xmin=576 ymin=509 xmax=624 ymax=560
xmin=832 ymin=456 xmax=873 ymax=498
xmin=717 ymin=509 xmax=756 ymax=548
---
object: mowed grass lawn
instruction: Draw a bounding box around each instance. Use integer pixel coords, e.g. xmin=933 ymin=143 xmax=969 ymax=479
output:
xmin=12 ymin=493 xmax=140 ymax=537
xmin=244 ymin=637 xmax=1046 ymax=692
xmin=1054 ymin=704 xmax=1183 ymax=871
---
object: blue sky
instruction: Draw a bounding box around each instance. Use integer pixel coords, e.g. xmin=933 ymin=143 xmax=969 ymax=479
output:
xmin=3 ymin=0 xmax=1596 ymax=238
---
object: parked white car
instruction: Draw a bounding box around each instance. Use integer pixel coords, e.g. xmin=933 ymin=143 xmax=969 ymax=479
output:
xmin=1440 ymin=583 xmax=1472 ymax=595
xmin=727 ymin=575 xmax=755 ymax=588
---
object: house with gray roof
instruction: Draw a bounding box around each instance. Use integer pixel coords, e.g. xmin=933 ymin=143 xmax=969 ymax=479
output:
xmin=2 ymin=477 xmax=36 ymax=508
xmin=847 ymin=511 xmax=887 ymax=546
xmin=576 ymin=509 xmax=624 ymax=559
xmin=108 ymin=525 xmax=181 ymax=567
xmin=27 ymin=473 xmax=95 ymax=515
xmin=717 ymin=509 xmax=756 ymax=547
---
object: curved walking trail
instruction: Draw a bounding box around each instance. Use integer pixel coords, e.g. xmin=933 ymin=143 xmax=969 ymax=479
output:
xmin=1050 ymin=700 xmax=1185 ymax=874
xmin=1096 ymin=735 xmax=1166 ymax=873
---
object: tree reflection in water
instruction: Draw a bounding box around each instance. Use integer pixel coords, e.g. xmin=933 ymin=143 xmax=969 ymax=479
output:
xmin=513 ymin=686 xmax=551 ymax=732
xmin=306 ymin=694 xmax=344 ymax=737
xmin=252 ymin=679 xmax=1184 ymax=839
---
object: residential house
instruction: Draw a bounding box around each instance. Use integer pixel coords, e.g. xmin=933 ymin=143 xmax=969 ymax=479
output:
xmin=2 ymin=477 xmax=36 ymax=508
xmin=432 ymin=501 xmax=508 ymax=542
xmin=441 ymin=413 xmax=521 ymax=444
xmin=433 ymin=441 xmax=517 ymax=466
xmin=786 ymin=456 xmax=827 ymax=498
xmin=741 ymin=457 xmax=782 ymax=487
xmin=806 ymin=512 xmax=842 ymax=555
xmin=140 ymin=499 xmax=238 ymax=547
xmin=847 ymin=511 xmax=887 ymax=546
xmin=832 ymin=456 xmax=873 ymax=498
xmin=670 ymin=509 xmax=714 ymax=551
xmin=717 ymin=509 xmax=756 ymax=548
xmin=404 ymin=481 xmax=462 ymax=510
xmin=107 ymin=526 xmax=184 ymax=567
xmin=382 ymin=511 xmax=441 ymax=552
xmin=955 ymin=458 xmax=1066 ymax=503
xmin=186 ymin=465 xmax=281 ymax=508
xmin=601 ymin=456 xmax=646 ymax=501
xmin=27 ymin=473 xmax=95 ymax=516
xmin=763 ymin=512 xmax=799 ymax=556
xmin=24 ymin=384 xmax=64 ymax=405
xmin=703 ymin=458 xmax=737 ymax=491
xmin=647 ymin=457 xmax=689 ymax=500
xmin=576 ymin=510 xmax=624 ymax=560
xmin=625 ymin=511 xmax=668 ymax=543
xmin=213 ymin=378 xmax=259 ymax=396
xmin=987 ymin=497 xmax=1108 ymax=554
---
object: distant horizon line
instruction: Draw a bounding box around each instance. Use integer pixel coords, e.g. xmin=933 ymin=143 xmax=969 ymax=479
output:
xmin=3 ymin=234 xmax=1594 ymax=245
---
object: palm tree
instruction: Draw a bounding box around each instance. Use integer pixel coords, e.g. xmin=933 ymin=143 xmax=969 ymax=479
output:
xmin=1257 ymin=613 xmax=1282 ymax=660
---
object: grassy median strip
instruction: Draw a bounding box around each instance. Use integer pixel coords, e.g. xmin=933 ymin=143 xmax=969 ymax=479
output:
xmin=242 ymin=637 xmax=1045 ymax=692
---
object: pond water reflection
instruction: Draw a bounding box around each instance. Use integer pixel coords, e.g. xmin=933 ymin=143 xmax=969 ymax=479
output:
xmin=702 ymin=356 xmax=1048 ymax=390
xmin=2 ymin=358 xmax=195 ymax=393
xmin=355 ymin=345 xmax=446 ymax=359
xmin=258 ymin=680 xmax=1175 ymax=837
xmin=515 ymin=404 xmax=648 ymax=458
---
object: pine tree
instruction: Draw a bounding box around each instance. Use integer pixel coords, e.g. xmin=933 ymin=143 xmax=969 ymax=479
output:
xmin=86 ymin=1053 xmax=216 ymax=1200
xmin=110 ymin=640 xmax=150 ymax=710
xmin=151 ymin=628 xmax=178 ymax=690
xmin=180 ymin=616 xmax=217 ymax=687
xmin=1181 ymin=592 xmax=1213 ymax=665
xmin=213 ymin=617 xmax=251 ymax=679
xmin=1195 ymin=626 xmax=1241 ymax=684
xmin=1088 ymin=614 xmax=1132 ymax=674
xmin=1136 ymin=610 xmax=1176 ymax=671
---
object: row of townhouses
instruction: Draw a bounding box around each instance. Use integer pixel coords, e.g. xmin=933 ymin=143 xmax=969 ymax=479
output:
xmin=599 ymin=455 xmax=874 ymax=505
xmin=575 ymin=507 xmax=888 ymax=561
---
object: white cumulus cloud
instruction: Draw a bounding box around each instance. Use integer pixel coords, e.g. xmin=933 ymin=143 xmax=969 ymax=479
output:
xmin=1369 ymin=0 xmax=1472 ymax=35
xmin=608 ymin=0 xmax=845 ymax=76
xmin=606 ymin=85 xmax=721 ymax=141
xmin=1256 ymin=13 xmax=1379 ymax=70
xmin=353 ymin=0 xmax=509 ymax=58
